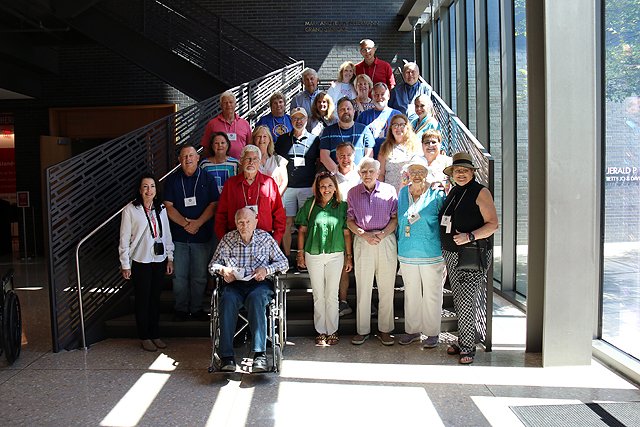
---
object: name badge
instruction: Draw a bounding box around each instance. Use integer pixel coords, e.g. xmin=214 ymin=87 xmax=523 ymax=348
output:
xmin=294 ymin=157 xmax=305 ymax=167
xmin=408 ymin=213 xmax=420 ymax=224
xmin=246 ymin=204 xmax=258 ymax=214
xmin=440 ymin=215 xmax=452 ymax=234
xmin=228 ymin=132 xmax=237 ymax=141
xmin=184 ymin=196 xmax=197 ymax=207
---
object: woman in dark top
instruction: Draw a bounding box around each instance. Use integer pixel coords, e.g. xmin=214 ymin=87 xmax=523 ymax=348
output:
xmin=439 ymin=152 xmax=498 ymax=364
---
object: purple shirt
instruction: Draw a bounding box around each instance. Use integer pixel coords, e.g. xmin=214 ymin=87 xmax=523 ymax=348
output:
xmin=347 ymin=180 xmax=398 ymax=231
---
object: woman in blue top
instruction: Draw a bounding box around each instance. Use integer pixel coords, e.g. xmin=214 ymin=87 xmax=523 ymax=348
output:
xmin=396 ymin=157 xmax=446 ymax=349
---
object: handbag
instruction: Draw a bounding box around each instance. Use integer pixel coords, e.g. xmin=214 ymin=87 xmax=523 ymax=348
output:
xmin=457 ymin=240 xmax=486 ymax=272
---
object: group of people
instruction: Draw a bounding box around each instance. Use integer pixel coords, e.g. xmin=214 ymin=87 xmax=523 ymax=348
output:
xmin=117 ymin=38 xmax=497 ymax=370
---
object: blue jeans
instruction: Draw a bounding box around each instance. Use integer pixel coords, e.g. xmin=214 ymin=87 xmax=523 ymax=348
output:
xmin=218 ymin=279 xmax=274 ymax=358
xmin=173 ymin=241 xmax=210 ymax=313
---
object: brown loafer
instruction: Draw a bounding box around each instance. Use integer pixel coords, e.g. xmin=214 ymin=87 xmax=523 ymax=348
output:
xmin=377 ymin=332 xmax=394 ymax=346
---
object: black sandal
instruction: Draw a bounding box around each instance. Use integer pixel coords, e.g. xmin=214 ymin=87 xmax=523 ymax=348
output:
xmin=459 ymin=351 xmax=476 ymax=364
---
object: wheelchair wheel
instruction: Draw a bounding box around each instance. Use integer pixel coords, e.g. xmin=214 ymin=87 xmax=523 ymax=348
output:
xmin=273 ymin=345 xmax=283 ymax=373
xmin=2 ymin=291 xmax=21 ymax=364
xmin=208 ymin=290 xmax=221 ymax=372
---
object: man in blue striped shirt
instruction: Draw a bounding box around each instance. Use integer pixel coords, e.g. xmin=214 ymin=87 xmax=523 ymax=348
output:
xmin=209 ymin=207 xmax=289 ymax=373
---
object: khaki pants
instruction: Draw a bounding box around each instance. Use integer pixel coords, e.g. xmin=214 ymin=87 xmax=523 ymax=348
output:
xmin=353 ymin=234 xmax=398 ymax=335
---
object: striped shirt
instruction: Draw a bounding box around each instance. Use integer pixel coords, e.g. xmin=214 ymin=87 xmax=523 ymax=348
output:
xmin=319 ymin=122 xmax=375 ymax=166
xmin=346 ymin=181 xmax=398 ymax=231
xmin=200 ymin=157 xmax=239 ymax=194
xmin=210 ymin=229 xmax=289 ymax=276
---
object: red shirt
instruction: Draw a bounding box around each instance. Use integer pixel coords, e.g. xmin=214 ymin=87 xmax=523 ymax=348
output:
xmin=355 ymin=57 xmax=396 ymax=89
xmin=215 ymin=172 xmax=286 ymax=243
xmin=200 ymin=113 xmax=252 ymax=159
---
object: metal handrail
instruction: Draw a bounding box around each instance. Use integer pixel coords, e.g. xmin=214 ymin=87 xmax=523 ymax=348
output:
xmin=74 ymin=165 xmax=179 ymax=349
xmin=70 ymin=62 xmax=303 ymax=350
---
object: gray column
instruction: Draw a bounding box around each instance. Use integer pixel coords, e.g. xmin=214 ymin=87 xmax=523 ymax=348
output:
xmin=526 ymin=0 xmax=599 ymax=366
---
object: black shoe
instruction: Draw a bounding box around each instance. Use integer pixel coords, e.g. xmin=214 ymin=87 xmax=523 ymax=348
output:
xmin=192 ymin=310 xmax=209 ymax=322
xmin=220 ymin=357 xmax=236 ymax=372
xmin=173 ymin=311 xmax=189 ymax=322
xmin=252 ymin=353 xmax=268 ymax=373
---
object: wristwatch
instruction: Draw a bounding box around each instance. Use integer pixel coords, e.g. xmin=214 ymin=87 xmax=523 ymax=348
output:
xmin=468 ymin=232 xmax=476 ymax=242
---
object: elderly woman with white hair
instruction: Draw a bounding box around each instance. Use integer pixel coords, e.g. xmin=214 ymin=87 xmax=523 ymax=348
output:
xmin=200 ymin=90 xmax=253 ymax=159
xmin=396 ymin=157 xmax=446 ymax=349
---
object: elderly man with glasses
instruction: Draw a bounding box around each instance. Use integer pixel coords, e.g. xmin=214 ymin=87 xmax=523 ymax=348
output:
xmin=355 ymin=39 xmax=395 ymax=89
xmin=215 ymin=145 xmax=286 ymax=244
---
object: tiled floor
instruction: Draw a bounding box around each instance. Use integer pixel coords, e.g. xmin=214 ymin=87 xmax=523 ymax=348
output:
xmin=1 ymin=257 xmax=639 ymax=426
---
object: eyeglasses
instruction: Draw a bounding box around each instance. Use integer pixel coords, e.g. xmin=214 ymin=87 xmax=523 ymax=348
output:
xmin=391 ymin=123 xmax=407 ymax=129
xmin=316 ymin=171 xmax=334 ymax=178
xmin=407 ymin=169 xmax=427 ymax=176
xmin=243 ymin=157 xmax=260 ymax=163
xmin=291 ymin=116 xmax=306 ymax=122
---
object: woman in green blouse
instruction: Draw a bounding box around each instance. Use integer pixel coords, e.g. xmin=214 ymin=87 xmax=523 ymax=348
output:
xmin=296 ymin=172 xmax=353 ymax=346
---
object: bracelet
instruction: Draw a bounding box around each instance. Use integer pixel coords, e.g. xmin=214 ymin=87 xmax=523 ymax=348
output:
xmin=346 ymin=254 xmax=353 ymax=258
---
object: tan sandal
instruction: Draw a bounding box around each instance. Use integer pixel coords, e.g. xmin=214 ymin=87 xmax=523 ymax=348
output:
xmin=326 ymin=333 xmax=339 ymax=345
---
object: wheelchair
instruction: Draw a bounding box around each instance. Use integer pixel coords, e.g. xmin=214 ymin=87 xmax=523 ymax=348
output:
xmin=0 ymin=269 xmax=21 ymax=364
xmin=207 ymin=272 xmax=286 ymax=373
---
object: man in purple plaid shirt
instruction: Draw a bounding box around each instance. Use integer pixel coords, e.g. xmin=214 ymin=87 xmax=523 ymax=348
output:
xmin=346 ymin=157 xmax=398 ymax=347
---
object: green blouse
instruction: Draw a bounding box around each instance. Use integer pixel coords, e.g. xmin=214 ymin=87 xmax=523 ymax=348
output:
xmin=295 ymin=197 xmax=348 ymax=255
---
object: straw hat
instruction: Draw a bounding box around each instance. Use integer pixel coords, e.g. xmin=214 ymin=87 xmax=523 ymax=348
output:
xmin=443 ymin=152 xmax=479 ymax=177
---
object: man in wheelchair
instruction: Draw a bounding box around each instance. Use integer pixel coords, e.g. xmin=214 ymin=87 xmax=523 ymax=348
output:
xmin=209 ymin=207 xmax=289 ymax=372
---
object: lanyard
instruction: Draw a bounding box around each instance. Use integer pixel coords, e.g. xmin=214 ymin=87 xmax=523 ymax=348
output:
xmin=338 ymin=125 xmax=356 ymax=146
xmin=364 ymin=60 xmax=377 ymax=82
xmin=144 ymin=206 xmax=163 ymax=239
xmin=242 ymin=178 xmax=260 ymax=206
xmin=181 ymin=168 xmax=201 ymax=199
xmin=223 ymin=117 xmax=237 ymax=134
xmin=443 ymin=188 xmax=467 ymax=215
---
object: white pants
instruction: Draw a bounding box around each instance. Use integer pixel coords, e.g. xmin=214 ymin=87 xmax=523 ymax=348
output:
xmin=305 ymin=252 xmax=344 ymax=335
xmin=400 ymin=262 xmax=445 ymax=336
xmin=354 ymin=234 xmax=398 ymax=335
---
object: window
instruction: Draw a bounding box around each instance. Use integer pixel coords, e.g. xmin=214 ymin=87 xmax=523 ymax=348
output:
xmin=602 ymin=0 xmax=640 ymax=360
xmin=515 ymin=0 xmax=528 ymax=295
xmin=466 ymin=0 xmax=477 ymax=135
xmin=449 ymin=4 xmax=457 ymax=113
xmin=487 ymin=0 xmax=502 ymax=282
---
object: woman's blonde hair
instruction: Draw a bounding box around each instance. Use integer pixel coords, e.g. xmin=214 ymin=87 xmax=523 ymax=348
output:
xmin=251 ymin=125 xmax=274 ymax=156
xmin=337 ymin=61 xmax=356 ymax=83
xmin=378 ymin=114 xmax=417 ymax=159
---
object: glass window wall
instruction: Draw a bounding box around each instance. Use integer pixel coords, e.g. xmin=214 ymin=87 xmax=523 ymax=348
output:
xmin=602 ymin=0 xmax=640 ymax=360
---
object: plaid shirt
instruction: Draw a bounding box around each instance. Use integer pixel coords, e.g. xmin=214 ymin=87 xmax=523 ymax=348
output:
xmin=210 ymin=229 xmax=289 ymax=276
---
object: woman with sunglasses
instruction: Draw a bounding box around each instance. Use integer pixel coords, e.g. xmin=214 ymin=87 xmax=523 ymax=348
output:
xmin=295 ymin=172 xmax=353 ymax=346
xmin=396 ymin=158 xmax=446 ymax=350
xmin=420 ymin=130 xmax=452 ymax=191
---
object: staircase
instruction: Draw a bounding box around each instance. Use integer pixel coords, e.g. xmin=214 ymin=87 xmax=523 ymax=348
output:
xmin=46 ymin=0 xmax=297 ymax=100
xmin=104 ymin=246 xmax=460 ymax=339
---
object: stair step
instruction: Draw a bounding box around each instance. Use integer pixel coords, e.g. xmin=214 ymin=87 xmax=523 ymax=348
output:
xmin=104 ymin=308 xmax=459 ymax=338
